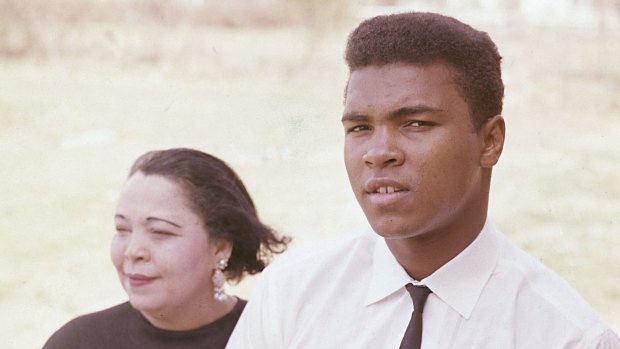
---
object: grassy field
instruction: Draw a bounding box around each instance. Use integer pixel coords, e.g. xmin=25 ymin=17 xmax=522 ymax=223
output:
xmin=1 ymin=5 xmax=619 ymax=348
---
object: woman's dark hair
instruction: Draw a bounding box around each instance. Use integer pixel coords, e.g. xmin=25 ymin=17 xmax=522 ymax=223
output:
xmin=128 ymin=148 xmax=290 ymax=283
xmin=345 ymin=12 xmax=504 ymax=130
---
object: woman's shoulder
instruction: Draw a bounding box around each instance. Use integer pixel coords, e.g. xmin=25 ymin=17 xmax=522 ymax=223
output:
xmin=42 ymin=302 xmax=136 ymax=349
xmin=43 ymin=299 xmax=247 ymax=349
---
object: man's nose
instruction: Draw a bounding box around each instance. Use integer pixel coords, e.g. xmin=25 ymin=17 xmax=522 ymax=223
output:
xmin=362 ymin=130 xmax=404 ymax=168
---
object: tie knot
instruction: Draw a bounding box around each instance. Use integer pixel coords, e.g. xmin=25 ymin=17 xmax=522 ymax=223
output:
xmin=405 ymin=283 xmax=432 ymax=311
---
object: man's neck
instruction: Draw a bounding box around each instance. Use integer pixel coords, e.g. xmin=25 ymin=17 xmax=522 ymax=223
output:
xmin=384 ymin=215 xmax=487 ymax=281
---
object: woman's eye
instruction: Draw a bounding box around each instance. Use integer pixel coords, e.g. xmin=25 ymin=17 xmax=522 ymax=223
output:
xmin=151 ymin=230 xmax=174 ymax=236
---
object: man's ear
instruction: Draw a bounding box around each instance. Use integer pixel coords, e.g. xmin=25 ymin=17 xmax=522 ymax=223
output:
xmin=479 ymin=115 xmax=505 ymax=168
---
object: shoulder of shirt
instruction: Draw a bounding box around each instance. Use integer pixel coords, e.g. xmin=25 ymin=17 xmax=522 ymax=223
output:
xmin=262 ymin=228 xmax=377 ymax=278
xmin=493 ymin=232 xmax=610 ymax=338
xmin=66 ymin=302 xmax=134 ymax=326
xmin=43 ymin=302 xmax=133 ymax=348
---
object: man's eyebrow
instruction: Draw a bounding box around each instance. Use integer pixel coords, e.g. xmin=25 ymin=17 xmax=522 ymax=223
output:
xmin=341 ymin=105 xmax=444 ymax=122
xmin=341 ymin=113 xmax=368 ymax=123
xmin=147 ymin=217 xmax=183 ymax=228
xmin=390 ymin=105 xmax=444 ymax=118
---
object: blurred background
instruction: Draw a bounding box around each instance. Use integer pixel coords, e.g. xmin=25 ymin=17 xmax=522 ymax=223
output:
xmin=1 ymin=0 xmax=619 ymax=347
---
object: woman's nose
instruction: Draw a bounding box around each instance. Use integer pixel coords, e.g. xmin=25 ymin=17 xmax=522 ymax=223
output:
xmin=124 ymin=232 xmax=149 ymax=261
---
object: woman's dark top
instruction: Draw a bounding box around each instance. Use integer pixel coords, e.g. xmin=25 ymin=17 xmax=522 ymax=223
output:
xmin=42 ymin=298 xmax=246 ymax=349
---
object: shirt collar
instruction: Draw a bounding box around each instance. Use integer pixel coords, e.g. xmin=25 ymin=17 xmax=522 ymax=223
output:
xmin=423 ymin=219 xmax=499 ymax=319
xmin=365 ymin=219 xmax=500 ymax=320
xmin=365 ymin=230 xmax=413 ymax=306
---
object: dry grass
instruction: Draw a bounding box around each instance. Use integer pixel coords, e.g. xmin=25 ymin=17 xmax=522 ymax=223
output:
xmin=0 ymin=0 xmax=352 ymax=60
xmin=1 ymin=3 xmax=619 ymax=348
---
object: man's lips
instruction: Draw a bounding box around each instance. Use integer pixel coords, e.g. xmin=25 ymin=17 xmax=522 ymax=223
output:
xmin=364 ymin=178 xmax=409 ymax=194
xmin=363 ymin=178 xmax=410 ymax=207
xmin=126 ymin=273 xmax=158 ymax=287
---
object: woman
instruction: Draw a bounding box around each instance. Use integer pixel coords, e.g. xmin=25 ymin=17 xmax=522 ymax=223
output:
xmin=43 ymin=148 xmax=289 ymax=349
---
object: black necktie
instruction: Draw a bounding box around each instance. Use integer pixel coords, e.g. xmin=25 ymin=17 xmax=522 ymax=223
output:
xmin=399 ymin=283 xmax=432 ymax=349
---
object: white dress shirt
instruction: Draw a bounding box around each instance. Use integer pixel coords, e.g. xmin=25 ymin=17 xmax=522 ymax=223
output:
xmin=227 ymin=219 xmax=620 ymax=348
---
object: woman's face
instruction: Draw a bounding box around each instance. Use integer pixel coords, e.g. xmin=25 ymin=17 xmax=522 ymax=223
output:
xmin=111 ymin=172 xmax=223 ymax=322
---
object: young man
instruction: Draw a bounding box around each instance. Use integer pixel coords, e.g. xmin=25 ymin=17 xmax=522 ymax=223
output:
xmin=226 ymin=12 xmax=620 ymax=348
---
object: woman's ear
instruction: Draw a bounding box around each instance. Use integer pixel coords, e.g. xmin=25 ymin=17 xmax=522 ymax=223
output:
xmin=479 ymin=115 xmax=505 ymax=168
xmin=213 ymin=238 xmax=233 ymax=261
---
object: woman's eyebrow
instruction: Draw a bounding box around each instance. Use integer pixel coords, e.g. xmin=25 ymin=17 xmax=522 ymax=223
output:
xmin=146 ymin=217 xmax=183 ymax=228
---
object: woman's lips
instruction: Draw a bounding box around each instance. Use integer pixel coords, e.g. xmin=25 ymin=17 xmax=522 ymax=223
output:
xmin=127 ymin=273 xmax=157 ymax=287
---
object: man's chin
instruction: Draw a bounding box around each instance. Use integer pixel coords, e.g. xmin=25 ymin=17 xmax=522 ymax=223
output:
xmin=369 ymin=221 xmax=415 ymax=239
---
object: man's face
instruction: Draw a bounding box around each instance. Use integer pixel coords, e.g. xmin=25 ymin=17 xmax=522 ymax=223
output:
xmin=342 ymin=63 xmax=486 ymax=239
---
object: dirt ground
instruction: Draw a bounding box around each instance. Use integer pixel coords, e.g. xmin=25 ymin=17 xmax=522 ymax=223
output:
xmin=1 ymin=5 xmax=619 ymax=348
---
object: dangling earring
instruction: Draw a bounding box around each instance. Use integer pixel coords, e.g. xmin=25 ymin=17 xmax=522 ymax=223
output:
xmin=212 ymin=258 xmax=228 ymax=301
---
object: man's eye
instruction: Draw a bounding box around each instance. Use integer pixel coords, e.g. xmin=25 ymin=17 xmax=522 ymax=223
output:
xmin=405 ymin=120 xmax=433 ymax=128
xmin=347 ymin=125 xmax=370 ymax=133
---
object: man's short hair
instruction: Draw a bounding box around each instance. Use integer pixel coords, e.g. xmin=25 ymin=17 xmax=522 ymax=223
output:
xmin=345 ymin=12 xmax=504 ymax=130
